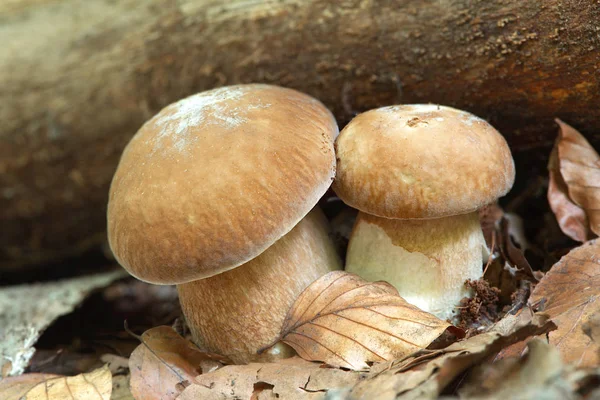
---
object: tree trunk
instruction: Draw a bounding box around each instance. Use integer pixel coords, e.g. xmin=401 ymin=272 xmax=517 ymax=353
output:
xmin=1 ymin=0 xmax=599 ymax=269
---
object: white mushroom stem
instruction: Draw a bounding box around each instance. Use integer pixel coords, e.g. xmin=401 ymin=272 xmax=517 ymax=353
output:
xmin=345 ymin=211 xmax=487 ymax=320
xmin=177 ymin=208 xmax=341 ymax=364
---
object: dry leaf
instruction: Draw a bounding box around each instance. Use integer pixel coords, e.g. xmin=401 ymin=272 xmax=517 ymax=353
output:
xmin=0 ymin=269 xmax=127 ymax=377
xmin=0 ymin=373 xmax=60 ymax=399
xmin=179 ymin=356 xmax=365 ymax=400
xmin=129 ymin=326 xmax=229 ymax=400
xmin=548 ymin=119 xmax=600 ymax=242
xmin=492 ymin=337 xmax=529 ymax=362
xmin=346 ymin=311 xmax=554 ymax=400
xmin=459 ymin=339 xmax=579 ymax=399
xmin=0 ymin=365 xmax=112 ymax=400
xmin=530 ymin=239 xmax=600 ymax=367
xmin=275 ymin=271 xmax=461 ymax=370
xmin=496 ymin=240 xmax=600 ymax=365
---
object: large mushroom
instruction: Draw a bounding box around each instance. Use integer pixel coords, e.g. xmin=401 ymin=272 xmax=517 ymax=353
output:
xmin=334 ymin=104 xmax=515 ymax=320
xmin=108 ymin=84 xmax=341 ymax=363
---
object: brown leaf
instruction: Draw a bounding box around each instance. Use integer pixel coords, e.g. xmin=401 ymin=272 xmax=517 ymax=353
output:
xmin=275 ymin=271 xmax=462 ymax=370
xmin=346 ymin=311 xmax=554 ymax=399
xmin=459 ymin=339 xmax=576 ymax=399
xmin=529 ymin=239 xmax=600 ymax=367
xmin=128 ymin=326 xmax=229 ymax=400
xmin=548 ymin=119 xmax=600 ymax=242
xmin=0 ymin=373 xmax=61 ymax=399
xmin=548 ymin=145 xmax=591 ymax=243
xmin=0 ymin=366 xmax=112 ymax=400
xmin=179 ymin=356 xmax=365 ymax=400
xmin=493 ymin=338 xmax=529 ymax=362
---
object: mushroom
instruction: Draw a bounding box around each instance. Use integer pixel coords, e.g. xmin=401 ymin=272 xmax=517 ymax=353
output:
xmin=333 ymin=104 xmax=515 ymax=320
xmin=107 ymin=84 xmax=341 ymax=363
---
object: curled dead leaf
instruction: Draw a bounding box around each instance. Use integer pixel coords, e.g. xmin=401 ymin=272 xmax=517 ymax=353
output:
xmin=460 ymin=339 xmax=573 ymax=399
xmin=274 ymin=271 xmax=462 ymax=370
xmin=128 ymin=326 xmax=229 ymax=400
xmin=0 ymin=366 xmax=112 ymax=400
xmin=548 ymin=119 xmax=600 ymax=242
xmin=530 ymin=239 xmax=600 ymax=367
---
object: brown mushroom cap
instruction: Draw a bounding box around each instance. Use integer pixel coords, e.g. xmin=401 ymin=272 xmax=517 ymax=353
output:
xmin=108 ymin=84 xmax=338 ymax=284
xmin=333 ymin=104 xmax=515 ymax=220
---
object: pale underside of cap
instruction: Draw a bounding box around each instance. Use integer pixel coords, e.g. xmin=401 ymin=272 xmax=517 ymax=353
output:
xmin=107 ymin=84 xmax=338 ymax=284
xmin=333 ymin=104 xmax=515 ymax=219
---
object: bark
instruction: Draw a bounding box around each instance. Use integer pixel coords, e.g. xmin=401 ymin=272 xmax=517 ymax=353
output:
xmin=1 ymin=0 xmax=599 ymax=269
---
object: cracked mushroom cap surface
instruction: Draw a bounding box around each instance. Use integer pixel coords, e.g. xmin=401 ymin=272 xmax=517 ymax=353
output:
xmin=108 ymin=84 xmax=338 ymax=285
xmin=333 ymin=104 xmax=515 ymax=219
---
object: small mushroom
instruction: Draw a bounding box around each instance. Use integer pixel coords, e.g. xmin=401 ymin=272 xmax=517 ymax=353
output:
xmin=333 ymin=104 xmax=515 ymax=320
xmin=108 ymin=84 xmax=341 ymax=363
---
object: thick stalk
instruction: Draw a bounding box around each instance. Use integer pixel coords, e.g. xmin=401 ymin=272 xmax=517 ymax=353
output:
xmin=177 ymin=208 xmax=341 ymax=363
xmin=346 ymin=211 xmax=486 ymax=320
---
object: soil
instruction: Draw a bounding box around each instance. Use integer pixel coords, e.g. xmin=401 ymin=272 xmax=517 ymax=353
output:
xmin=456 ymin=279 xmax=502 ymax=335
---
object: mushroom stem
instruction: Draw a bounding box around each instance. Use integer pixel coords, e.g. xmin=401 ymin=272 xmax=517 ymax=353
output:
xmin=345 ymin=211 xmax=487 ymax=320
xmin=177 ymin=208 xmax=341 ymax=364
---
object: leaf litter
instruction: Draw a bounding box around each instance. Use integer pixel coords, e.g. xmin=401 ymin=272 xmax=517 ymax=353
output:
xmin=275 ymin=271 xmax=463 ymax=370
xmin=343 ymin=310 xmax=555 ymax=400
xmin=529 ymin=239 xmax=600 ymax=367
xmin=458 ymin=339 xmax=599 ymax=400
xmin=548 ymin=119 xmax=600 ymax=242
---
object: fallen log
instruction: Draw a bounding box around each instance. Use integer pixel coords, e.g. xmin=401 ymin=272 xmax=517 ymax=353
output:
xmin=1 ymin=0 xmax=599 ymax=269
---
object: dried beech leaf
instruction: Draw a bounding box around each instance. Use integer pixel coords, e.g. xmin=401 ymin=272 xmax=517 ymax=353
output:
xmin=347 ymin=311 xmax=554 ymax=399
xmin=493 ymin=338 xmax=529 ymax=362
xmin=0 ymin=373 xmax=60 ymax=399
xmin=129 ymin=326 xmax=229 ymax=400
xmin=481 ymin=339 xmax=600 ymax=399
xmin=278 ymin=271 xmax=461 ymax=370
xmin=0 ymin=366 xmax=111 ymax=400
xmin=179 ymin=356 xmax=365 ymax=400
xmin=548 ymin=119 xmax=600 ymax=242
xmin=548 ymin=142 xmax=591 ymax=242
xmin=459 ymin=339 xmax=575 ymax=399
xmin=529 ymin=239 xmax=600 ymax=367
